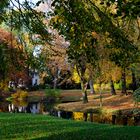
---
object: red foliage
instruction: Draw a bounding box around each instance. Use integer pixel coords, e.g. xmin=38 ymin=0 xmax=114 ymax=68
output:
xmin=0 ymin=28 xmax=30 ymax=84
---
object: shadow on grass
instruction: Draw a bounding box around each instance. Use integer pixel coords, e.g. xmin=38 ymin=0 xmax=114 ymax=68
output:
xmin=31 ymin=124 xmax=140 ymax=140
xmin=0 ymin=113 xmax=140 ymax=140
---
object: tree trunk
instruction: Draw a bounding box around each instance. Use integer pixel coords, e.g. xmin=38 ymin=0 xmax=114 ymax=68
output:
xmin=26 ymin=64 xmax=32 ymax=87
xmin=89 ymin=79 xmax=96 ymax=94
xmin=81 ymin=80 xmax=88 ymax=103
xmin=99 ymin=83 xmax=103 ymax=107
xmin=76 ymin=63 xmax=88 ymax=103
xmin=83 ymin=112 xmax=88 ymax=121
xmin=90 ymin=112 xmax=93 ymax=122
xmin=53 ymin=67 xmax=61 ymax=89
xmin=121 ymin=68 xmax=127 ymax=95
xmin=110 ymin=79 xmax=116 ymax=95
xmin=132 ymin=70 xmax=137 ymax=92
xmin=53 ymin=77 xmax=57 ymax=89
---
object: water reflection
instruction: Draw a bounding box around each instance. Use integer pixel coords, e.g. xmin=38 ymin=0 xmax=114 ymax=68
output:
xmin=8 ymin=99 xmax=28 ymax=113
xmin=0 ymin=98 xmax=43 ymax=114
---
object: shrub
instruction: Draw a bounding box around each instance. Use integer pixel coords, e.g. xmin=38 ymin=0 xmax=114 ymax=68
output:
xmin=73 ymin=112 xmax=84 ymax=121
xmin=133 ymin=108 xmax=140 ymax=116
xmin=133 ymin=87 xmax=140 ymax=106
xmin=0 ymin=80 xmax=9 ymax=91
xmin=11 ymin=90 xmax=28 ymax=100
xmin=44 ymin=87 xmax=61 ymax=111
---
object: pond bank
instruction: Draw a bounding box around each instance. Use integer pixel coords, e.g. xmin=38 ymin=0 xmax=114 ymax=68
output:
xmin=50 ymin=108 xmax=140 ymax=126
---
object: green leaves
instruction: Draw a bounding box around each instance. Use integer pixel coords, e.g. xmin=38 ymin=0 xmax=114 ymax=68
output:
xmin=107 ymin=0 xmax=140 ymax=18
xmin=133 ymin=87 xmax=140 ymax=104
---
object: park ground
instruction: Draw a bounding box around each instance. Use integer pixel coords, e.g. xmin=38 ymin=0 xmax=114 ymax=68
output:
xmin=29 ymin=89 xmax=139 ymax=112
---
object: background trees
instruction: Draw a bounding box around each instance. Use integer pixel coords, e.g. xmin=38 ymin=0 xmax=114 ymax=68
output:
xmin=0 ymin=0 xmax=139 ymax=101
xmin=0 ymin=28 xmax=24 ymax=78
xmin=50 ymin=0 xmax=140 ymax=102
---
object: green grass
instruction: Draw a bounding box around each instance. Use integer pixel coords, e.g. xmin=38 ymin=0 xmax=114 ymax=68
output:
xmin=0 ymin=113 xmax=140 ymax=140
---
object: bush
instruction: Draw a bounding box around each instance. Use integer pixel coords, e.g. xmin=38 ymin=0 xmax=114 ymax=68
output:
xmin=11 ymin=90 xmax=28 ymax=101
xmin=0 ymin=81 xmax=9 ymax=91
xmin=133 ymin=87 xmax=140 ymax=106
xmin=44 ymin=87 xmax=61 ymax=111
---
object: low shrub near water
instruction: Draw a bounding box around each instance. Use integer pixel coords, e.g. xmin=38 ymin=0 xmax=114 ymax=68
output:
xmin=73 ymin=112 xmax=83 ymax=120
xmin=133 ymin=87 xmax=140 ymax=106
xmin=6 ymin=90 xmax=28 ymax=107
xmin=10 ymin=90 xmax=28 ymax=100
xmin=44 ymin=87 xmax=61 ymax=112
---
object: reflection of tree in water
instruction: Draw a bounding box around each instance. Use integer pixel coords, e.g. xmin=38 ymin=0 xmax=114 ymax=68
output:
xmin=12 ymin=99 xmax=28 ymax=107
xmin=0 ymin=101 xmax=9 ymax=112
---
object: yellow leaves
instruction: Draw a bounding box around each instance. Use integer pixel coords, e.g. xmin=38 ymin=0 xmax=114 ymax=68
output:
xmin=92 ymin=31 xmax=99 ymax=39
xmin=73 ymin=112 xmax=84 ymax=120
xmin=51 ymin=16 xmax=64 ymax=24
xmin=72 ymin=68 xmax=80 ymax=83
xmin=72 ymin=65 xmax=90 ymax=84
xmin=70 ymin=27 xmax=74 ymax=33
xmin=97 ymin=60 xmax=121 ymax=83
xmin=105 ymin=31 xmax=109 ymax=36
xmin=11 ymin=90 xmax=28 ymax=101
xmin=0 ymin=80 xmax=9 ymax=91
xmin=10 ymin=90 xmax=28 ymax=108
xmin=58 ymin=18 xmax=63 ymax=23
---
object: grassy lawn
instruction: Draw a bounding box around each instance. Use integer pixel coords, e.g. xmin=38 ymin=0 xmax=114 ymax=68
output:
xmin=0 ymin=113 xmax=140 ymax=140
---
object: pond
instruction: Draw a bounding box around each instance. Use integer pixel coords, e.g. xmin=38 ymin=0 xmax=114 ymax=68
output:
xmin=0 ymin=92 xmax=140 ymax=126
xmin=0 ymin=96 xmax=45 ymax=114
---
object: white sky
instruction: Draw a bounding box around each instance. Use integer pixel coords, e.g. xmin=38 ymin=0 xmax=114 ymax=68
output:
xmin=16 ymin=0 xmax=39 ymax=4
xmin=10 ymin=0 xmax=51 ymax=12
xmin=10 ymin=0 xmax=42 ymax=8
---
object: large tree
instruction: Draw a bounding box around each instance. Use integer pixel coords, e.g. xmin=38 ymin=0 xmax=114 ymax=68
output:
xmin=50 ymin=0 xmax=100 ymax=103
xmin=50 ymin=0 xmax=139 ymax=101
xmin=0 ymin=28 xmax=28 ymax=89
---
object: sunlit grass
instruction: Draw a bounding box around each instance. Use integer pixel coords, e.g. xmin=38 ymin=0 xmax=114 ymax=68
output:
xmin=0 ymin=113 xmax=140 ymax=140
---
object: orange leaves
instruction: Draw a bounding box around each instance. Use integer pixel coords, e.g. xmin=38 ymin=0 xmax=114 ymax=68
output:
xmin=0 ymin=28 xmax=29 ymax=82
xmin=92 ymin=31 xmax=99 ymax=39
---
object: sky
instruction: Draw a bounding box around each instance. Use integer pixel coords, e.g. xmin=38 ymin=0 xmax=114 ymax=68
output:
xmin=10 ymin=0 xmax=51 ymax=12
xmin=10 ymin=0 xmax=40 ymax=8
xmin=16 ymin=0 xmax=39 ymax=4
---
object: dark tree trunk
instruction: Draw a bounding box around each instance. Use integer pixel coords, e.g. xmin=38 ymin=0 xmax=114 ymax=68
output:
xmin=132 ymin=70 xmax=137 ymax=92
xmin=76 ymin=63 xmax=88 ymax=103
xmin=90 ymin=112 xmax=93 ymax=122
xmin=81 ymin=80 xmax=88 ymax=103
xmin=110 ymin=79 xmax=116 ymax=95
xmin=83 ymin=112 xmax=88 ymax=121
xmin=99 ymin=83 xmax=103 ymax=107
xmin=122 ymin=116 xmax=128 ymax=126
xmin=121 ymin=68 xmax=127 ymax=95
xmin=112 ymin=115 xmax=116 ymax=124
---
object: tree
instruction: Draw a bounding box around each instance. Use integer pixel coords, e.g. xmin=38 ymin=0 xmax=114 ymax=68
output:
xmin=50 ymin=0 xmax=102 ymax=103
xmin=0 ymin=28 xmax=28 ymax=89
xmin=50 ymin=0 xmax=139 ymax=100
xmin=45 ymin=32 xmax=70 ymax=89
xmin=0 ymin=0 xmax=9 ymax=23
xmin=87 ymin=0 xmax=139 ymax=94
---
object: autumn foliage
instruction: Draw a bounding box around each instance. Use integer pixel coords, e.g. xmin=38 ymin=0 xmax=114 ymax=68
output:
xmin=0 ymin=28 xmax=30 ymax=87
